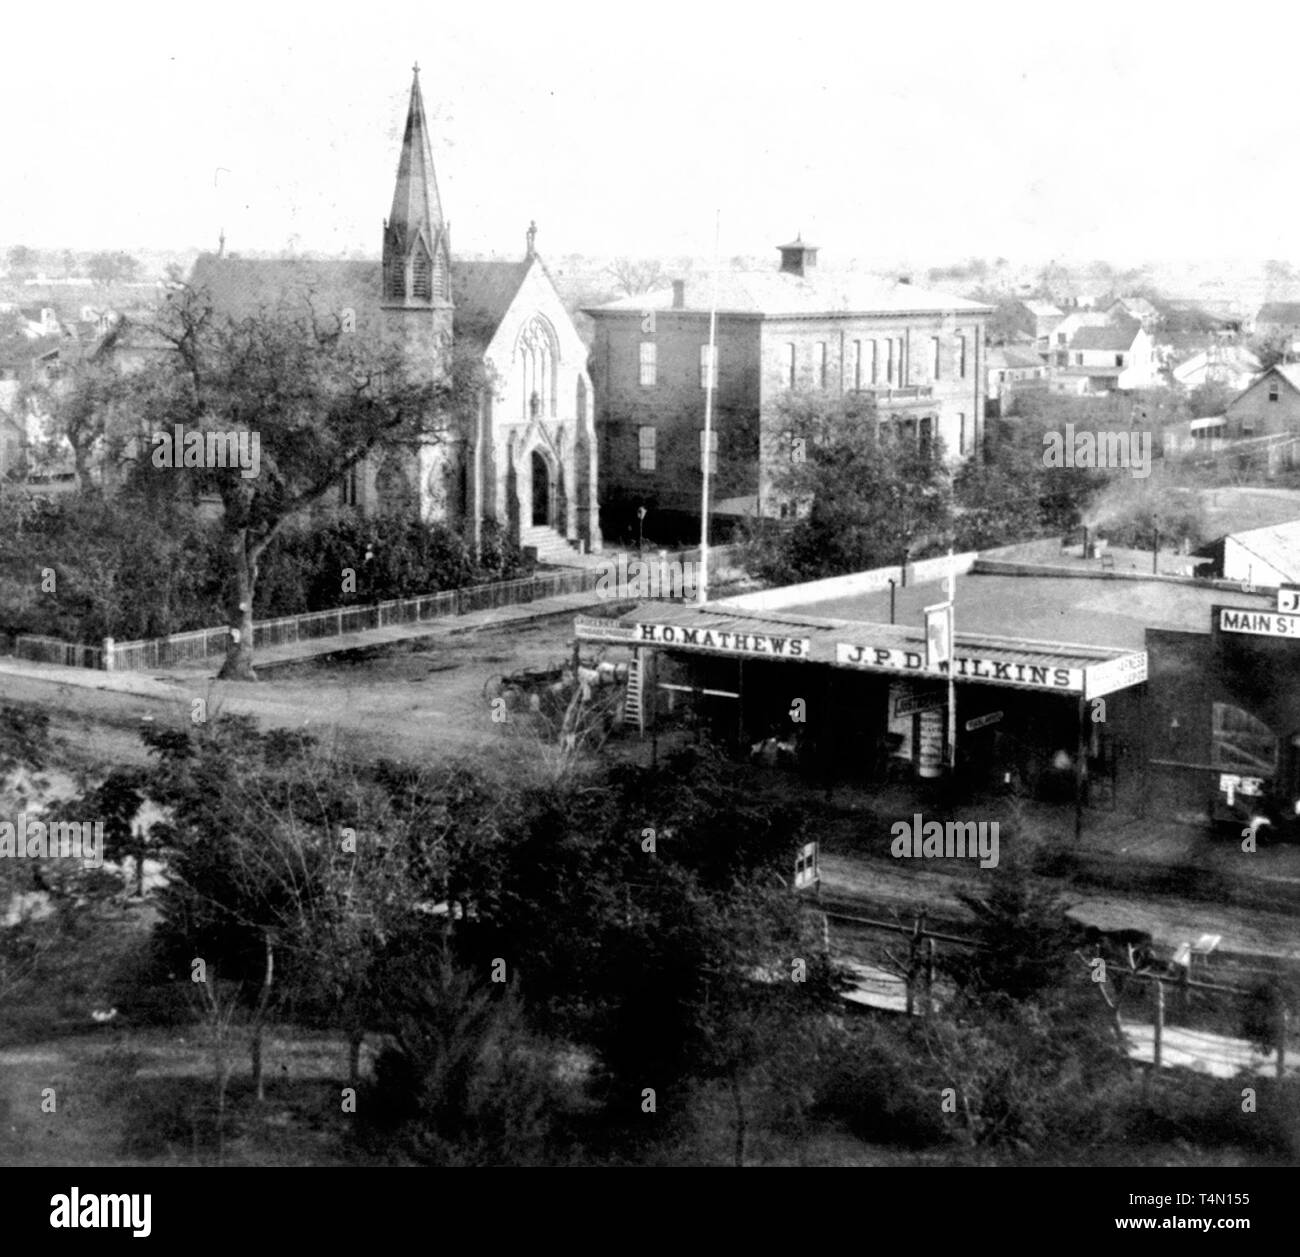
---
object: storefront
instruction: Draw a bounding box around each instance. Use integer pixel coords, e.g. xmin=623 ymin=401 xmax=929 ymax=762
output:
xmin=575 ymin=604 xmax=1149 ymax=822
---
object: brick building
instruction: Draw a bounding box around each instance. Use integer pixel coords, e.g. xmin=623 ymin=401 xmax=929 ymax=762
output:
xmin=584 ymin=240 xmax=990 ymax=541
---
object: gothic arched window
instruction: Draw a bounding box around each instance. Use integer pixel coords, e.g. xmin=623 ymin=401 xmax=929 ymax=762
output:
xmin=518 ymin=318 xmax=559 ymax=422
xmin=411 ymin=240 xmax=432 ymax=300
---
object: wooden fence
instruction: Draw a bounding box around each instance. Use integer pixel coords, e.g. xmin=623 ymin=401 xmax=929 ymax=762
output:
xmin=9 ymin=545 xmax=743 ymax=674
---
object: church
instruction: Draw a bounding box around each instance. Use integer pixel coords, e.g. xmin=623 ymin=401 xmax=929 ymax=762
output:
xmin=187 ymin=66 xmax=601 ymax=559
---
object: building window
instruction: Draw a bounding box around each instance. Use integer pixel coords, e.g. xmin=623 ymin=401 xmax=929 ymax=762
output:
xmin=638 ymin=425 xmax=656 ymax=471
xmin=1115 ymin=353 xmax=1125 ymax=368
xmin=870 ymin=340 xmax=880 ymax=385
xmin=958 ymin=412 xmax=966 ymax=454
xmin=1269 ymin=382 xmax=1280 ymax=402
xmin=931 ymin=337 xmax=941 ymax=380
xmin=812 ymin=342 xmax=827 ymax=389
xmin=699 ymin=428 xmax=718 ymax=474
xmin=639 ymin=341 xmax=657 ymax=387
xmin=853 ymin=340 xmax=862 ymax=391
xmin=786 ymin=343 xmax=796 ymax=389
xmin=1075 ymin=353 xmax=1084 ymax=366
xmin=1242 ymin=418 xmax=1256 ymax=435
xmin=340 ymin=464 xmax=359 ymax=507
xmin=885 ymin=339 xmax=895 ymax=386
xmin=699 ymin=344 xmax=718 ymax=389
xmin=958 ymin=333 xmax=967 ymax=378
xmin=1211 ymin=702 xmax=1277 ymax=774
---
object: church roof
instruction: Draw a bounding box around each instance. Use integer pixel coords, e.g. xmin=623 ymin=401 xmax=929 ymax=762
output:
xmin=185 ymin=253 xmax=533 ymax=350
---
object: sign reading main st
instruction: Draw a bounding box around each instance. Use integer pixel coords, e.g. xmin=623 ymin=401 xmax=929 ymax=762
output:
xmin=1218 ymin=606 xmax=1300 ymax=639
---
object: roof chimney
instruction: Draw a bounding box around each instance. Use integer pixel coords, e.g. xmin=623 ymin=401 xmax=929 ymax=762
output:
xmin=672 ymin=279 xmax=685 ymax=309
xmin=777 ymin=235 xmax=818 ymax=278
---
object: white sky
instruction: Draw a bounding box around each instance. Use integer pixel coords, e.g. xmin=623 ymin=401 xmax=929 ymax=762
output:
xmin=4 ymin=0 xmax=1298 ymax=268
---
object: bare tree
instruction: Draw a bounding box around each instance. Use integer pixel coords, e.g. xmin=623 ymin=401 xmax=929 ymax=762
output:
xmin=605 ymin=257 xmax=668 ymax=298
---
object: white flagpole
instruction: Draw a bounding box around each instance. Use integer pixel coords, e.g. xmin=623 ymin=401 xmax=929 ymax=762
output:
xmin=698 ymin=209 xmax=720 ymax=605
xmin=947 ymin=547 xmax=957 ymax=772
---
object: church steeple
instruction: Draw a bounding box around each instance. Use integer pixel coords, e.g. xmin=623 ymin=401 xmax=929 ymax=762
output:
xmin=383 ymin=64 xmax=451 ymax=307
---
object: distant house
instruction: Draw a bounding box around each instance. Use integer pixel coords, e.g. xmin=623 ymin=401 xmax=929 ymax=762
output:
xmin=1171 ymin=343 xmax=1260 ymax=394
xmin=1223 ymin=363 xmax=1300 ymax=439
xmin=1101 ymin=295 xmax=1160 ymax=331
xmin=1253 ymin=302 xmax=1300 ymax=351
xmin=1050 ymin=317 xmax=1156 ymax=395
xmin=1048 ymin=310 xmax=1109 ymax=365
xmin=986 ymin=345 xmax=1048 ymax=413
xmin=1010 ymin=300 xmax=1064 ymax=358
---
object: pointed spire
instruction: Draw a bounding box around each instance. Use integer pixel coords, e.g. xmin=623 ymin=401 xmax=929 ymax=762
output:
xmin=383 ymin=64 xmax=450 ymax=306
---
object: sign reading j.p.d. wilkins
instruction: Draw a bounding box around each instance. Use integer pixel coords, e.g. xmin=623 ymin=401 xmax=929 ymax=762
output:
xmin=836 ymin=642 xmax=1082 ymax=691
xmin=634 ymin=622 xmax=810 ymax=659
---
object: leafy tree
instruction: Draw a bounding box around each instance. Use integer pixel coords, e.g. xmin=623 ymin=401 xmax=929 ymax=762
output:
xmin=1187 ymin=378 xmax=1236 ymax=419
xmin=1250 ymin=328 xmax=1293 ymax=372
xmin=86 ymin=251 xmax=141 ymax=287
xmin=745 ymin=392 xmax=953 ymax=584
xmin=127 ymin=281 xmax=469 ymax=678
xmin=6 ymin=245 xmax=37 ymax=278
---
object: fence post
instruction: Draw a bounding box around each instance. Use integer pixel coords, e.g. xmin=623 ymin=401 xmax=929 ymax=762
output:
xmin=924 ymin=936 xmax=936 ymax=1018
xmin=102 ymin=637 xmax=114 ymax=673
xmin=336 ymin=609 xmax=343 ymax=638
xmin=1153 ymin=977 xmax=1164 ymax=1073
xmin=1278 ymin=1006 xmax=1288 ymax=1081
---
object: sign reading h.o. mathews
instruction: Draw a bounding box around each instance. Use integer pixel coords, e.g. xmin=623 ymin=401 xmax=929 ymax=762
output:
xmin=634 ymin=622 xmax=810 ymax=659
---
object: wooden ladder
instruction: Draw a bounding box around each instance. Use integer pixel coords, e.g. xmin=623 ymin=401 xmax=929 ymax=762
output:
xmin=624 ymin=651 xmax=644 ymax=730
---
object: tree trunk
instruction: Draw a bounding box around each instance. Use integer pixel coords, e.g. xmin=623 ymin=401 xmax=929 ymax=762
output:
xmin=219 ymin=531 xmax=259 ymax=681
xmin=250 ymin=932 xmax=274 ymax=1103
xmin=348 ymin=1027 xmax=364 ymax=1089
xmin=730 ymin=1072 xmax=746 ymax=1168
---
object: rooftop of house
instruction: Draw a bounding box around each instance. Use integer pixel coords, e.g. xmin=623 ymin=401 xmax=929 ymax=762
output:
xmin=1218 ymin=520 xmax=1300 ymax=584
xmin=1069 ymin=317 xmax=1143 ymax=352
xmin=1020 ymin=299 xmax=1064 ymax=317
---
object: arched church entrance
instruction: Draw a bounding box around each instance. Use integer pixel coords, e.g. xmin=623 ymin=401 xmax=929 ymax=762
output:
xmin=531 ymin=449 xmax=551 ymax=527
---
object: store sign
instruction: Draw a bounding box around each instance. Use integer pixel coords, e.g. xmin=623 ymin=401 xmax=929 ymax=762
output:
xmin=1279 ymin=587 xmax=1300 ymax=614
xmin=1219 ymin=773 xmax=1264 ymax=807
xmin=634 ymin=622 xmax=810 ymax=659
xmin=574 ymin=618 xmax=640 ymax=644
xmin=836 ymin=642 xmax=1082 ymax=691
xmin=894 ymin=686 xmax=946 ymax=717
xmin=924 ymin=601 xmax=953 ymax=670
xmin=1083 ymin=651 xmax=1148 ymax=700
xmin=965 ymin=710 xmax=1004 ymax=731
xmin=1217 ymin=607 xmax=1300 ymax=639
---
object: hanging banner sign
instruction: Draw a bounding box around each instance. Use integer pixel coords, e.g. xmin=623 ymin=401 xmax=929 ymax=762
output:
xmin=1083 ymin=651 xmax=1148 ymax=699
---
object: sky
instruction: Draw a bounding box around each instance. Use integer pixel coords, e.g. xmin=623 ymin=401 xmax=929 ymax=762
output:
xmin=5 ymin=0 xmax=1299 ymax=270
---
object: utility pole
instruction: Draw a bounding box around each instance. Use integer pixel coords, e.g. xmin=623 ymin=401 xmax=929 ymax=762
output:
xmin=698 ymin=210 xmax=721 ymax=605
